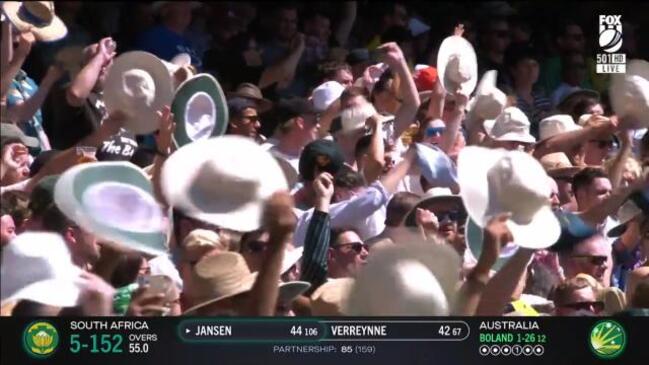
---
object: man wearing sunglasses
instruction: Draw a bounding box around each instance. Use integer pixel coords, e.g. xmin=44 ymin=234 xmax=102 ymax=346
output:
xmin=227 ymin=97 xmax=263 ymax=141
xmin=327 ymin=228 xmax=368 ymax=279
xmin=552 ymin=276 xmax=604 ymax=316
xmin=557 ymin=231 xmax=612 ymax=287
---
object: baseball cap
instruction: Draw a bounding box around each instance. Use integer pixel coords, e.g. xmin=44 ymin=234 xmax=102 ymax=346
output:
xmin=1 ymin=123 xmax=39 ymax=149
xmin=298 ymin=139 xmax=345 ymax=181
xmin=312 ymin=82 xmax=345 ymax=112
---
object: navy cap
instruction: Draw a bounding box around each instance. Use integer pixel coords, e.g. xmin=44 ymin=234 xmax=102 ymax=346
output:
xmin=549 ymin=211 xmax=598 ymax=253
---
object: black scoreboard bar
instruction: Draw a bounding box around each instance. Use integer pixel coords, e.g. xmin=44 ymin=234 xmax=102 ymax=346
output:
xmin=178 ymin=319 xmax=470 ymax=343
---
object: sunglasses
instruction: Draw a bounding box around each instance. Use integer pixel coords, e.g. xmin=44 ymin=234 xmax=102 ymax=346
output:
xmin=571 ymin=255 xmax=607 ymax=266
xmin=435 ymin=210 xmax=463 ymax=223
xmin=560 ymin=301 xmax=604 ymax=313
xmin=244 ymin=240 xmax=268 ymax=254
xmin=425 ymin=127 xmax=446 ymax=137
xmin=334 ymin=242 xmax=368 ymax=254
xmin=588 ymin=139 xmax=614 ymax=149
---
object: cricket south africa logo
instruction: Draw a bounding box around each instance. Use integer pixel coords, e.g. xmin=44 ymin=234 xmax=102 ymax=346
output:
xmin=23 ymin=321 xmax=59 ymax=359
xmin=596 ymin=15 xmax=626 ymax=73
xmin=588 ymin=320 xmax=627 ymax=360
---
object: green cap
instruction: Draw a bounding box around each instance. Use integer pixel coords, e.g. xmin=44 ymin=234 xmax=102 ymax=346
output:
xmin=1 ymin=123 xmax=40 ymax=148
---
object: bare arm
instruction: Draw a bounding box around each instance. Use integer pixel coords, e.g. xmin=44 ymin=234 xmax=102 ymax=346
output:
xmin=378 ymin=43 xmax=421 ymax=137
xmin=333 ymin=1 xmax=357 ymax=47
xmin=5 ymin=65 xmax=63 ymax=125
xmin=578 ymin=176 xmax=647 ymax=227
xmin=455 ymin=213 xmax=511 ymax=315
xmin=361 ymin=114 xmax=386 ymax=184
xmin=245 ymin=192 xmax=295 ymax=316
xmin=67 ymin=40 xmax=114 ymax=107
xmin=1 ymin=31 xmax=34 ymax=100
xmin=258 ymin=34 xmax=305 ymax=89
xmin=439 ymin=94 xmax=467 ymax=153
xmin=533 ymin=116 xmax=616 ymax=159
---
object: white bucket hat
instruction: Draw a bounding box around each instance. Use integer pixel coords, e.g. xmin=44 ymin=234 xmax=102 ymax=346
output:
xmin=458 ymin=146 xmax=561 ymax=249
xmin=161 ymin=136 xmax=288 ymax=232
xmin=103 ymin=51 xmax=174 ymax=134
xmin=312 ymin=81 xmax=345 ymax=112
xmin=610 ymin=59 xmax=649 ymax=129
xmin=345 ymin=242 xmax=461 ymax=316
xmin=436 ymin=35 xmax=478 ymax=96
xmin=1 ymin=232 xmax=82 ymax=307
xmin=54 ymin=162 xmax=169 ymax=256
xmin=467 ymin=70 xmax=507 ymax=121
xmin=485 ymin=107 xmax=536 ymax=144
xmin=2 ymin=1 xmax=67 ymax=42
xmin=340 ymin=103 xmax=376 ymax=134
xmin=539 ymin=114 xmax=582 ymax=142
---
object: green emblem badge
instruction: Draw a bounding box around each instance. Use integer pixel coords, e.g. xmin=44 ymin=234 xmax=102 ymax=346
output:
xmin=23 ymin=321 xmax=59 ymax=358
xmin=589 ymin=320 xmax=627 ymax=359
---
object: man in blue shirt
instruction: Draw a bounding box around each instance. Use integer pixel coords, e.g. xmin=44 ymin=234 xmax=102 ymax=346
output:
xmin=134 ymin=2 xmax=201 ymax=69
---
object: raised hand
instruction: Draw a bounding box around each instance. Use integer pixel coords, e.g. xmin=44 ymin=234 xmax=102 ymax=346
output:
xmin=15 ymin=31 xmax=35 ymax=58
xmin=416 ymin=208 xmax=440 ymax=233
xmin=453 ymin=23 xmax=465 ymax=37
xmin=477 ymin=213 xmax=513 ymax=272
xmin=126 ymin=285 xmax=169 ymax=317
xmin=377 ymin=42 xmax=405 ymax=68
xmin=262 ymin=191 xmax=297 ymax=238
xmin=2 ymin=143 xmax=29 ymax=171
xmin=155 ymin=106 xmax=176 ymax=156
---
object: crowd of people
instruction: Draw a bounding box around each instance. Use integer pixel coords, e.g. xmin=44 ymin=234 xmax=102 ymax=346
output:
xmin=1 ymin=1 xmax=648 ymax=318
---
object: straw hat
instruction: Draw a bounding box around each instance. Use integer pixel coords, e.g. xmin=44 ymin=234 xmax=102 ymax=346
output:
xmin=310 ymin=278 xmax=355 ymax=316
xmin=458 ymin=146 xmax=560 ymax=249
xmin=2 ymin=1 xmax=67 ymax=42
xmin=485 ymin=107 xmax=536 ymax=144
xmin=610 ymin=59 xmax=649 ymax=129
xmin=436 ymin=35 xmax=478 ymax=96
xmin=538 ymin=114 xmax=582 ymax=142
xmin=103 ymin=51 xmax=174 ymax=134
xmin=182 ymin=229 xmax=224 ymax=263
xmin=345 ymin=242 xmax=461 ymax=315
xmin=540 ymin=152 xmax=583 ymax=179
xmin=227 ymin=83 xmax=273 ymax=113
xmin=467 ymin=70 xmax=507 ymax=121
xmin=183 ymin=252 xmax=310 ymax=314
xmin=171 ymin=74 xmax=228 ymax=148
xmin=54 ymin=162 xmax=168 ymax=256
xmin=161 ymin=136 xmax=288 ymax=232
xmin=1 ymin=232 xmax=82 ymax=307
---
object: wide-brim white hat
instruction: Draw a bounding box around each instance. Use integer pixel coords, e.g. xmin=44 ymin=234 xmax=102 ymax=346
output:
xmin=1 ymin=233 xmax=82 ymax=307
xmin=457 ymin=146 xmax=560 ymax=249
xmin=171 ymin=74 xmax=228 ymax=148
xmin=464 ymin=217 xmax=519 ymax=271
xmin=161 ymin=136 xmax=288 ymax=232
xmin=54 ymin=162 xmax=169 ymax=256
xmin=539 ymin=114 xmax=582 ymax=142
xmin=610 ymin=59 xmax=649 ymax=129
xmin=467 ymin=70 xmax=506 ymax=121
xmin=485 ymin=107 xmax=536 ymax=144
xmin=345 ymin=242 xmax=461 ymax=316
xmin=437 ymin=35 xmax=478 ymax=96
xmin=104 ymin=51 xmax=174 ymax=134
xmin=2 ymin=1 xmax=67 ymax=42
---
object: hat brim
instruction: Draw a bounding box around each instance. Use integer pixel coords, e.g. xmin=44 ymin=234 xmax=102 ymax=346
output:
xmin=172 ymin=74 xmax=228 ymax=148
xmin=492 ymin=132 xmax=536 ymax=144
xmin=161 ymin=136 xmax=288 ymax=233
xmin=104 ymin=51 xmax=174 ymax=134
xmin=1 ymin=275 xmax=82 ymax=308
xmin=610 ymin=60 xmax=649 ymax=129
xmin=226 ymin=92 xmax=273 ymax=113
xmin=465 ymin=218 xmax=518 ymax=271
xmin=436 ymin=36 xmax=478 ymax=96
xmin=54 ymin=162 xmax=168 ymax=256
xmin=458 ymin=146 xmax=560 ymax=249
xmin=2 ymin=2 xmax=68 ymax=42
xmin=557 ymin=89 xmax=600 ymax=111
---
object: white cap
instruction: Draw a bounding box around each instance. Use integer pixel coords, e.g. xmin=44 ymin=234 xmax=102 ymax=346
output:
xmin=312 ymin=81 xmax=345 ymax=112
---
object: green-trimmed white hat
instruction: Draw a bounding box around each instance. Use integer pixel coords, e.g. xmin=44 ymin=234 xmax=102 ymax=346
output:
xmin=53 ymin=162 xmax=168 ymax=256
xmin=171 ymin=74 xmax=228 ymax=147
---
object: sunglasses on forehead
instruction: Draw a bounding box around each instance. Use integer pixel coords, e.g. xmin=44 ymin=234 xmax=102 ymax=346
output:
xmin=333 ymin=242 xmax=368 ymax=254
xmin=570 ymin=255 xmax=607 ymax=266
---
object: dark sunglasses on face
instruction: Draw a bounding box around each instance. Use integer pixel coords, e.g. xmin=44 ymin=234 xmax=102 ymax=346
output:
xmin=334 ymin=242 xmax=368 ymax=254
xmin=560 ymin=300 xmax=604 ymax=313
xmin=435 ymin=210 xmax=463 ymax=223
xmin=245 ymin=240 xmax=268 ymax=254
xmin=425 ymin=127 xmax=446 ymax=138
xmin=571 ymin=255 xmax=607 ymax=266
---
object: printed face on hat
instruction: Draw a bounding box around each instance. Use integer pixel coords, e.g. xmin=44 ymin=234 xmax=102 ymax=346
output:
xmin=0 ymin=214 xmax=16 ymax=246
xmin=328 ymin=230 xmax=368 ymax=278
xmin=559 ymin=235 xmax=611 ymax=285
xmin=229 ymin=107 xmax=261 ymax=139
